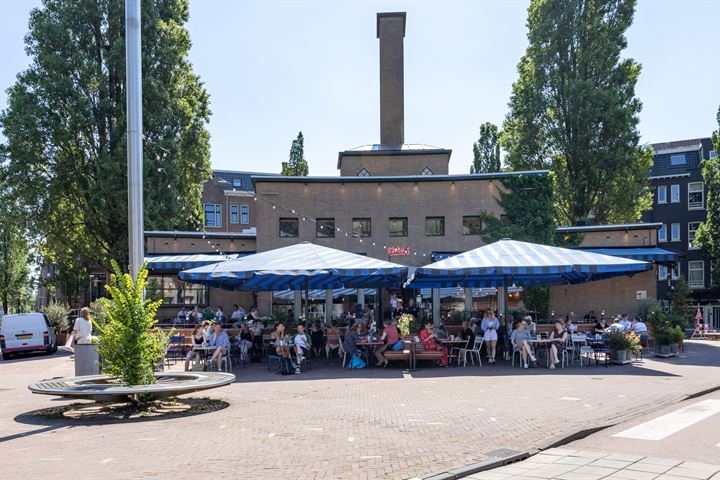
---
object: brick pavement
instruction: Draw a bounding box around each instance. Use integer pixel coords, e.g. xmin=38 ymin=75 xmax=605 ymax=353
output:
xmin=0 ymin=341 xmax=719 ymax=480
xmin=468 ymin=448 xmax=720 ymax=480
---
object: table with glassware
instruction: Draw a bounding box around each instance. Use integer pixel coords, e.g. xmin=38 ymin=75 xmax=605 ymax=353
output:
xmin=440 ymin=337 xmax=468 ymax=365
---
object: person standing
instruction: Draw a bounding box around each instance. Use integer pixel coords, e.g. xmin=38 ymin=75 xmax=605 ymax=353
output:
xmin=72 ymin=307 xmax=93 ymax=346
xmin=481 ymin=310 xmax=500 ymax=363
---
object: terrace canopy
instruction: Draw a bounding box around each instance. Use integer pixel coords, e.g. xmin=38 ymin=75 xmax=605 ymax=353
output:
xmin=179 ymin=242 xmax=408 ymax=291
xmin=406 ymin=239 xmax=651 ymax=288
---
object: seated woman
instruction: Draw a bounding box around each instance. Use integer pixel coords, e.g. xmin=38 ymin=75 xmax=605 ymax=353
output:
xmin=594 ymin=317 xmax=609 ymax=333
xmin=548 ymin=320 xmax=568 ymax=369
xmin=510 ymin=319 xmax=537 ymax=368
xmin=237 ymin=323 xmax=254 ymax=359
xmin=310 ymin=322 xmax=325 ymax=358
xmin=342 ymin=322 xmax=361 ymax=359
xmin=271 ymin=322 xmax=294 ymax=375
xmin=419 ymin=321 xmax=448 ymax=367
xmin=208 ymin=323 xmax=231 ymax=371
xmin=184 ymin=324 xmax=206 ymax=371
xmin=325 ymin=320 xmax=341 ymax=358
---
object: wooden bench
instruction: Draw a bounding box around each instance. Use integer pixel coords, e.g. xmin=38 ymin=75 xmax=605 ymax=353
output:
xmin=412 ymin=341 xmax=443 ymax=368
xmin=383 ymin=338 xmax=413 ymax=369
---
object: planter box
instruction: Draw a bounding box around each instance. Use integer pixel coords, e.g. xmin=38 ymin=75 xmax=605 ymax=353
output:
xmin=611 ymin=349 xmax=633 ymax=365
xmin=654 ymin=343 xmax=678 ymax=358
xmin=57 ymin=333 xmax=68 ymax=346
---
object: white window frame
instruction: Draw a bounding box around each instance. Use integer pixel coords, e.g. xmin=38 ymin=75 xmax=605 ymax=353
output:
xmin=670 ymin=184 xmax=680 ymax=203
xmin=657 ymin=264 xmax=668 ymax=281
xmin=230 ymin=204 xmax=239 ymax=224
xmin=232 ymin=178 xmax=242 ymax=188
xmin=688 ymin=182 xmax=704 ymax=210
xmin=688 ymin=222 xmax=701 ymax=250
xmin=688 ymin=260 xmax=704 ymax=289
xmin=203 ymin=204 xmax=222 ymax=228
xmin=240 ymin=205 xmax=249 ymax=225
xmin=658 ymin=224 xmax=667 ymax=243
xmin=657 ymin=185 xmax=667 ymax=204
xmin=670 ymin=223 xmax=680 ymax=242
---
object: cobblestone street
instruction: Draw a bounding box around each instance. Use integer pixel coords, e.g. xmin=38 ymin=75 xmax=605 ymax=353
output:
xmin=1 ymin=341 xmax=719 ymax=480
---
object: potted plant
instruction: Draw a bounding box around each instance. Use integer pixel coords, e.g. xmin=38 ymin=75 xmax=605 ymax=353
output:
xmin=654 ymin=328 xmax=675 ymax=357
xmin=607 ymin=331 xmax=640 ymax=364
xmin=43 ymin=300 xmax=70 ymax=345
xmin=669 ymin=325 xmax=684 ymax=355
xmin=397 ymin=314 xmax=417 ymax=338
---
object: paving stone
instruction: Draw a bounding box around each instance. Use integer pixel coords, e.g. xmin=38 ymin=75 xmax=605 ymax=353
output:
xmin=543 ymin=448 xmax=578 ymax=456
xmin=467 ymin=471 xmax=513 ymax=480
xmin=603 ymin=453 xmax=646 ymax=463
xmin=589 ymin=459 xmax=633 ymax=469
xmin=642 ymin=458 xmax=684 ymax=467
xmin=606 ymin=469 xmax=660 ymax=480
xmin=626 ymin=463 xmax=673 ymax=474
xmin=664 ymin=467 xmax=717 ymax=479
xmin=555 ymin=456 xmax=596 ymax=466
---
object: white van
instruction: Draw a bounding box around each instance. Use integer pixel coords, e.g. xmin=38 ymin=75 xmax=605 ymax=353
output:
xmin=0 ymin=313 xmax=57 ymax=358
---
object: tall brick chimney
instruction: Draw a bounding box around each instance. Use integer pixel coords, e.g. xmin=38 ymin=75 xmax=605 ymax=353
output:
xmin=377 ymin=12 xmax=406 ymax=146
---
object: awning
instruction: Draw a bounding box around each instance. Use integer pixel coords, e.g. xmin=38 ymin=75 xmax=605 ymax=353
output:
xmin=145 ymin=253 xmax=251 ymax=271
xmin=420 ymin=286 xmax=523 ymax=299
xmin=576 ymin=247 xmax=680 ymax=263
xmin=273 ymin=288 xmax=377 ymax=300
xmin=407 ymin=239 xmax=651 ymax=288
xmin=179 ymin=242 xmax=408 ymax=291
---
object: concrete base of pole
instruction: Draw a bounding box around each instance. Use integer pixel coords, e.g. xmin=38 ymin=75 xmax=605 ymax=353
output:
xmin=74 ymin=344 xmax=100 ymax=376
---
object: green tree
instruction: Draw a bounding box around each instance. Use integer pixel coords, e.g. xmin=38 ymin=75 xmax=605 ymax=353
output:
xmin=471 ymin=122 xmax=502 ymax=174
xmin=0 ymin=0 xmax=211 ymax=277
xmin=502 ymin=0 xmax=652 ymax=226
xmin=696 ymin=115 xmax=720 ymax=289
xmin=95 ymin=261 xmax=168 ymax=387
xmin=282 ymin=131 xmax=309 ymax=176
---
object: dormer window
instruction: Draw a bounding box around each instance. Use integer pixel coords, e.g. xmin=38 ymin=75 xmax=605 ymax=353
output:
xmin=420 ymin=167 xmax=433 ymax=176
xmin=670 ymin=154 xmax=686 ymax=165
xmin=358 ymin=168 xmax=370 ymax=177
xmin=232 ymin=178 xmax=242 ymax=188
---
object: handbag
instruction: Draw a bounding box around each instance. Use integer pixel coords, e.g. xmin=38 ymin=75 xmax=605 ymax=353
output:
xmin=348 ymin=353 xmax=366 ymax=369
xmin=391 ymin=340 xmax=405 ymax=351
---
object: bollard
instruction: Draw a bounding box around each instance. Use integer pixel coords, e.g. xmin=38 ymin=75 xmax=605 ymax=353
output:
xmin=74 ymin=343 xmax=100 ymax=376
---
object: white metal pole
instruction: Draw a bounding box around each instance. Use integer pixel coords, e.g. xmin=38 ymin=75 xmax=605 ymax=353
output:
xmin=125 ymin=0 xmax=144 ymax=278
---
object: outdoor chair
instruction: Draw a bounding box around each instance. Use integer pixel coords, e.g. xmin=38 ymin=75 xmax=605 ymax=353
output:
xmin=458 ymin=337 xmax=483 ymax=367
xmin=267 ymin=353 xmax=281 ymax=372
xmin=165 ymin=335 xmax=185 ymax=367
xmin=578 ymin=346 xmax=595 ymax=367
xmin=210 ymin=348 xmax=232 ymax=372
xmin=569 ymin=334 xmax=587 ymax=365
xmin=325 ymin=335 xmax=341 ymax=358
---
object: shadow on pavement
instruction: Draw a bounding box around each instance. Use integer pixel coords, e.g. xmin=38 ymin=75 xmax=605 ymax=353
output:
xmin=1 ymin=348 xmax=73 ymax=364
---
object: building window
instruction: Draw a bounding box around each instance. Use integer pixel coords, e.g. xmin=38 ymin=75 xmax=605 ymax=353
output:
xmin=232 ymin=178 xmax=243 ymax=188
xmin=658 ymin=224 xmax=667 ymax=242
xmin=316 ymin=218 xmax=335 ymax=238
xmin=670 ymin=154 xmax=686 ymax=165
xmin=230 ymin=205 xmax=239 ymax=224
xmin=279 ymin=218 xmax=299 ymax=237
xmin=420 ymin=167 xmax=433 ymax=176
xmin=357 ymin=168 xmax=370 ymax=177
xmin=670 ymin=184 xmax=680 ymax=203
xmin=388 ymin=217 xmax=408 ymax=237
xmin=241 ymin=205 xmax=249 ymax=224
xmin=657 ymin=185 xmax=667 ymax=204
xmin=203 ymin=204 xmax=222 ymax=228
xmin=463 ymin=216 xmax=483 ymax=235
xmin=688 ymin=182 xmax=704 ymax=210
xmin=147 ymin=275 xmax=208 ymax=306
xmin=671 ymin=223 xmax=680 ymax=242
xmin=710 ymin=150 xmax=718 ymax=159
xmin=352 ymin=218 xmax=372 ymax=237
xmin=688 ymin=261 xmax=705 ymax=289
xmin=657 ymin=264 xmax=680 ymax=281
xmin=425 ymin=216 xmax=445 ymax=236
xmin=688 ymin=222 xmax=701 ymax=250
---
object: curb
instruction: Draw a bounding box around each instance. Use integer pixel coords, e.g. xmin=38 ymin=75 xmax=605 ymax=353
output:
xmin=420 ymin=382 xmax=720 ymax=480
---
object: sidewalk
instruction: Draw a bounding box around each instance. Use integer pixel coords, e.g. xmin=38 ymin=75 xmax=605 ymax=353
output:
xmin=467 ymin=448 xmax=720 ymax=480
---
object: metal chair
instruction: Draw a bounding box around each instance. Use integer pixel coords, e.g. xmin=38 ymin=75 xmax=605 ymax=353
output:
xmin=458 ymin=337 xmax=483 ymax=367
xmin=165 ymin=335 xmax=185 ymax=367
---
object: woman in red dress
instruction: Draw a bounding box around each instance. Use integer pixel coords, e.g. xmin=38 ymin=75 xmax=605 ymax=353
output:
xmin=419 ymin=321 xmax=448 ymax=367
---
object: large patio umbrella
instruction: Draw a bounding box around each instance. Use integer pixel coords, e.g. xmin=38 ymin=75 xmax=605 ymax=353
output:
xmin=179 ymin=242 xmax=408 ymax=320
xmin=406 ymin=239 xmax=651 ymax=322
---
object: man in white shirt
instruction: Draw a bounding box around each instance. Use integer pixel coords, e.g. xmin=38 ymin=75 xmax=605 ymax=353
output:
xmin=231 ymin=304 xmax=245 ymax=328
xmin=177 ymin=307 xmax=188 ymax=323
xmin=620 ymin=313 xmax=631 ymax=331
xmin=214 ymin=305 xmax=225 ymax=324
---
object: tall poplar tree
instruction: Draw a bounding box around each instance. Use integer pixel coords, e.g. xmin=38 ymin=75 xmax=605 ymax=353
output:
xmin=696 ymin=110 xmax=720 ymax=289
xmin=0 ymin=0 xmax=211 ymax=276
xmin=471 ymin=122 xmax=502 ymax=174
xmin=282 ymin=131 xmax=309 ymax=176
xmin=502 ymin=0 xmax=652 ymax=225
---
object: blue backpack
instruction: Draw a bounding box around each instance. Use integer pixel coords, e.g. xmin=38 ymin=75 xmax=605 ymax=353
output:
xmin=348 ymin=353 xmax=366 ymax=369
xmin=391 ymin=340 xmax=405 ymax=351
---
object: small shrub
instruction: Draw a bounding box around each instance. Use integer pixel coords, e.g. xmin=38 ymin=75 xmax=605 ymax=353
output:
xmin=607 ymin=331 xmax=641 ymax=353
xmin=397 ymin=314 xmax=417 ymax=337
xmin=43 ymin=301 xmax=70 ymax=335
xmin=95 ymin=261 xmax=169 ymax=386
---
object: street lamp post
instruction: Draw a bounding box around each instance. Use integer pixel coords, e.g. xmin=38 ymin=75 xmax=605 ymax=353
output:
xmin=125 ymin=0 xmax=144 ymax=278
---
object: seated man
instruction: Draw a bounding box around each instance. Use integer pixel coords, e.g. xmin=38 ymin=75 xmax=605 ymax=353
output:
xmin=510 ymin=319 xmax=537 ymax=368
xmin=374 ymin=318 xmax=400 ymax=367
xmin=620 ymin=313 xmax=632 ymax=331
xmin=293 ymin=324 xmax=312 ymax=369
xmin=607 ymin=316 xmax=626 ymax=332
xmin=630 ymin=316 xmax=649 ymax=344
xmin=208 ymin=323 xmax=231 ymax=370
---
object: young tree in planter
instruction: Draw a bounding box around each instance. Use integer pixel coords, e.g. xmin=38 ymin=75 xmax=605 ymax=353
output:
xmin=95 ymin=261 xmax=168 ymax=386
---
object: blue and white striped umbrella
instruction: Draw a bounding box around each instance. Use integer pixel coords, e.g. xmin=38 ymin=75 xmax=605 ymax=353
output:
xmin=179 ymin=242 xmax=408 ymax=291
xmin=407 ymin=239 xmax=651 ymax=288
xmin=273 ymin=288 xmax=377 ymax=300
xmin=145 ymin=253 xmax=247 ymax=271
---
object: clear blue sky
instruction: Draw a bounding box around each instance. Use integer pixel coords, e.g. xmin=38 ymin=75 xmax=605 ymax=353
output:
xmin=1 ymin=0 xmax=719 ymax=176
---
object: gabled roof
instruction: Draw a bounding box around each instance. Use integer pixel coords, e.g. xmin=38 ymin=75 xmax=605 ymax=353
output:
xmin=649 ymin=138 xmax=713 ymax=178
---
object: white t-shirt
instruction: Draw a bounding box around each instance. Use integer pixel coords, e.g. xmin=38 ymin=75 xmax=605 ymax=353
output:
xmin=295 ymin=333 xmax=308 ymax=349
xmin=231 ymin=310 xmax=243 ymax=320
xmin=73 ymin=317 xmax=93 ymax=344
xmin=633 ymin=322 xmax=648 ymax=333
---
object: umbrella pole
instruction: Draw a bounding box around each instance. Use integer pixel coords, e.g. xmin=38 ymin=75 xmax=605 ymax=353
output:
xmin=304 ymin=278 xmax=310 ymax=325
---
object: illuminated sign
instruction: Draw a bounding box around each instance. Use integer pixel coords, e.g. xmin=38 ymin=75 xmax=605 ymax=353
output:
xmin=387 ymin=246 xmax=410 ymax=256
